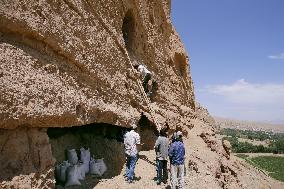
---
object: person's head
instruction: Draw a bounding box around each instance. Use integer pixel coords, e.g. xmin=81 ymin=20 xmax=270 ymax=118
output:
xmin=176 ymin=131 xmax=183 ymax=142
xmin=159 ymin=128 xmax=168 ymax=137
xmin=171 ymin=132 xmax=177 ymax=142
xmin=133 ymin=64 xmax=139 ymax=70
xmin=130 ymin=119 xmax=138 ymax=131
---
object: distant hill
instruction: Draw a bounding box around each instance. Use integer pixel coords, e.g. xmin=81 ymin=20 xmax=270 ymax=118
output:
xmin=214 ymin=116 xmax=284 ymax=133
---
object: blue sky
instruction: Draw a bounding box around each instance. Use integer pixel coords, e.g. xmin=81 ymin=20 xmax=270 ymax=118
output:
xmin=172 ymin=0 xmax=284 ymax=123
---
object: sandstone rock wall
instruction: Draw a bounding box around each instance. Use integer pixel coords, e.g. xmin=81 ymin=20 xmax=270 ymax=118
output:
xmin=195 ymin=102 xmax=216 ymax=126
xmin=1 ymin=1 xmax=283 ymax=189
xmin=0 ymin=128 xmax=54 ymax=188
xmin=0 ymin=0 xmax=195 ymax=130
xmin=0 ymin=1 xmax=195 ymax=187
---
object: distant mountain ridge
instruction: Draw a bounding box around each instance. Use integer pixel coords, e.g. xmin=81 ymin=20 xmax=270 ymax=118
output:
xmin=214 ymin=116 xmax=284 ymax=133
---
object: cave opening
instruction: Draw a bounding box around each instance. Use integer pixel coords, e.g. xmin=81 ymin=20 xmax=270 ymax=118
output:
xmin=47 ymin=123 xmax=128 ymax=187
xmin=122 ymin=9 xmax=135 ymax=53
xmin=174 ymin=53 xmax=188 ymax=78
xmin=47 ymin=116 xmax=158 ymax=187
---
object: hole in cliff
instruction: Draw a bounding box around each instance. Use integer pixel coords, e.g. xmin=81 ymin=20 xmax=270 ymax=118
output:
xmin=139 ymin=113 xmax=159 ymax=150
xmin=149 ymin=9 xmax=155 ymax=25
xmin=47 ymin=114 xmax=158 ymax=187
xmin=47 ymin=123 xmax=129 ymax=187
xmin=174 ymin=53 xmax=188 ymax=78
xmin=122 ymin=10 xmax=135 ymax=52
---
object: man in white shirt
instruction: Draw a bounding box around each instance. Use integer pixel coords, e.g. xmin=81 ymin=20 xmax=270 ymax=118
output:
xmin=124 ymin=121 xmax=141 ymax=183
xmin=134 ymin=64 xmax=152 ymax=94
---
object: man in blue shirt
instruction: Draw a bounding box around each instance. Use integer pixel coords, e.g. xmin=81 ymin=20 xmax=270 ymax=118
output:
xmin=168 ymin=131 xmax=185 ymax=189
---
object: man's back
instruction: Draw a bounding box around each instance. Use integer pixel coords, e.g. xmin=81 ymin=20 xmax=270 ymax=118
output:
xmin=168 ymin=140 xmax=185 ymax=165
xmin=155 ymin=136 xmax=169 ymax=160
xmin=124 ymin=130 xmax=140 ymax=157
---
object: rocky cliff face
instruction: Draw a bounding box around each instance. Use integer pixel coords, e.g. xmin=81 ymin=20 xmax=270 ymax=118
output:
xmin=0 ymin=0 xmax=194 ymax=187
xmin=0 ymin=0 xmax=194 ymax=129
xmin=195 ymin=102 xmax=216 ymax=126
xmin=1 ymin=1 xmax=282 ymax=189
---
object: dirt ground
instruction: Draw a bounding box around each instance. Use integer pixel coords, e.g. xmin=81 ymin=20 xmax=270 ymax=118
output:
xmin=93 ymin=149 xmax=202 ymax=189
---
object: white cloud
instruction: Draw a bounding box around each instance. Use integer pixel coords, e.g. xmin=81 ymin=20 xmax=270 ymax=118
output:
xmin=201 ymin=79 xmax=284 ymax=123
xmin=206 ymin=79 xmax=284 ymax=105
xmin=268 ymin=52 xmax=284 ymax=59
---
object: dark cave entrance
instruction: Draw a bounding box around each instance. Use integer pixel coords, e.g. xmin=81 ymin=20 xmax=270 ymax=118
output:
xmin=174 ymin=52 xmax=188 ymax=78
xmin=47 ymin=116 xmax=158 ymax=187
xmin=47 ymin=123 xmax=128 ymax=180
xmin=122 ymin=9 xmax=135 ymax=52
xmin=138 ymin=113 xmax=159 ymax=150
xmin=47 ymin=123 xmax=129 ymax=188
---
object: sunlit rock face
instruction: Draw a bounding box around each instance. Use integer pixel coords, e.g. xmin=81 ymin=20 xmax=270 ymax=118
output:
xmin=1 ymin=1 xmax=283 ymax=189
xmin=0 ymin=0 xmax=195 ymax=130
xmin=0 ymin=0 xmax=194 ymax=187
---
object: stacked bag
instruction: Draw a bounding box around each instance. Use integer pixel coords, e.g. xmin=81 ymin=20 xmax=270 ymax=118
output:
xmin=89 ymin=157 xmax=107 ymax=177
xmin=55 ymin=147 xmax=107 ymax=187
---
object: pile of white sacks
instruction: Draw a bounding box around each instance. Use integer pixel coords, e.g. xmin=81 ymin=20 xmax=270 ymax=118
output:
xmin=55 ymin=147 xmax=107 ymax=187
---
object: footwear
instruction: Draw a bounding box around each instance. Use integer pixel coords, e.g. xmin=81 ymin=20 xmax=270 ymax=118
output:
xmin=127 ymin=179 xmax=133 ymax=184
xmin=156 ymin=180 xmax=161 ymax=185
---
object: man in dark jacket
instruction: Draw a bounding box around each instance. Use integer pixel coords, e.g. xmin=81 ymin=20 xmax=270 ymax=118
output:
xmin=168 ymin=131 xmax=185 ymax=189
xmin=154 ymin=129 xmax=169 ymax=185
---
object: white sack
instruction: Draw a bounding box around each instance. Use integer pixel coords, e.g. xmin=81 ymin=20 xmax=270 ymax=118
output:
xmin=65 ymin=165 xmax=81 ymax=187
xmin=77 ymin=163 xmax=86 ymax=180
xmin=97 ymin=159 xmax=107 ymax=175
xmin=55 ymin=164 xmax=61 ymax=182
xmin=59 ymin=161 xmax=71 ymax=183
xmin=80 ymin=147 xmax=90 ymax=174
xmin=89 ymin=158 xmax=107 ymax=176
xmin=89 ymin=158 xmax=100 ymax=175
xmin=80 ymin=147 xmax=90 ymax=163
xmin=67 ymin=149 xmax=78 ymax=165
xmin=82 ymin=162 xmax=89 ymax=174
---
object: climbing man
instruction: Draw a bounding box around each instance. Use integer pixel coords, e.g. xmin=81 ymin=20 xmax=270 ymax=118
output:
xmin=169 ymin=131 xmax=185 ymax=189
xmin=133 ymin=64 xmax=152 ymax=95
xmin=124 ymin=120 xmax=141 ymax=183
xmin=154 ymin=128 xmax=169 ymax=185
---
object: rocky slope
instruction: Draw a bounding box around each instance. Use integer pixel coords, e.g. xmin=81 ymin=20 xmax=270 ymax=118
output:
xmin=0 ymin=0 xmax=283 ymax=188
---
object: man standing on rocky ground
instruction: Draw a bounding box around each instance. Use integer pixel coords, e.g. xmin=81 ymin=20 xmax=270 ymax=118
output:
xmin=154 ymin=128 xmax=169 ymax=185
xmin=124 ymin=121 xmax=141 ymax=183
xmin=168 ymin=131 xmax=185 ymax=189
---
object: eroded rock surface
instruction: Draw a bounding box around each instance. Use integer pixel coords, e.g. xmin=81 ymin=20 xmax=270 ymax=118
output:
xmin=0 ymin=0 xmax=194 ymax=187
xmin=0 ymin=128 xmax=54 ymax=188
xmin=0 ymin=0 xmax=194 ymax=129
xmin=0 ymin=1 xmax=283 ymax=189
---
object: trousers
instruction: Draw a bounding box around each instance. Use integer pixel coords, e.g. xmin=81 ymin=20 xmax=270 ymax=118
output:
xmin=170 ymin=164 xmax=184 ymax=189
xmin=125 ymin=154 xmax=138 ymax=181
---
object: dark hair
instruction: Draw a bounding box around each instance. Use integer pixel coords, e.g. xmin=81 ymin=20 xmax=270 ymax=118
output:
xmin=133 ymin=65 xmax=139 ymax=70
xmin=176 ymin=135 xmax=183 ymax=142
xmin=160 ymin=129 xmax=167 ymax=137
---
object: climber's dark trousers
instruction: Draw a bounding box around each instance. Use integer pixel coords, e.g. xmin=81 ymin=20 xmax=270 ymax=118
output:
xmin=143 ymin=73 xmax=151 ymax=93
